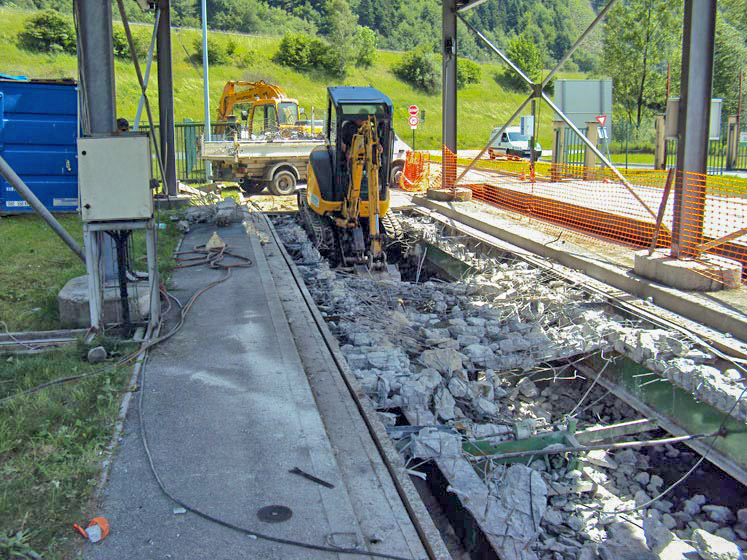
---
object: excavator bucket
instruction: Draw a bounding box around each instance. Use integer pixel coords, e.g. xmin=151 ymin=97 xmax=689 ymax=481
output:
xmin=352 ymin=263 xmax=401 ymax=282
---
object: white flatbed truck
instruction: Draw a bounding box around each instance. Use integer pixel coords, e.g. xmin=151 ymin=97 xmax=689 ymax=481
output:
xmin=200 ymin=136 xmax=325 ymax=196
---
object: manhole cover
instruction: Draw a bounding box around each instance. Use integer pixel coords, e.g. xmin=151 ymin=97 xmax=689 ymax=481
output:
xmin=257 ymin=505 xmax=293 ymax=523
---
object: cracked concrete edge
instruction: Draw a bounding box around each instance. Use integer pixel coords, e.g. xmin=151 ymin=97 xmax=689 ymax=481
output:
xmin=259 ymin=210 xmax=454 ymax=560
xmin=412 ymin=196 xmax=747 ymax=345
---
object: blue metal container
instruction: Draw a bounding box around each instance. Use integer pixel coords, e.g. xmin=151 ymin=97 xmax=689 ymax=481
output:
xmin=0 ymin=79 xmax=78 ymax=213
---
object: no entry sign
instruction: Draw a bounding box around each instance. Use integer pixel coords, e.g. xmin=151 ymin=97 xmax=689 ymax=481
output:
xmin=408 ymin=105 xmax=419 ymax=116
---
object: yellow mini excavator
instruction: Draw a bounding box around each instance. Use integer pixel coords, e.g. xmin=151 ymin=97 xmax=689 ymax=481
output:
xmin=297 ymin=86 xmax=401 ymax=279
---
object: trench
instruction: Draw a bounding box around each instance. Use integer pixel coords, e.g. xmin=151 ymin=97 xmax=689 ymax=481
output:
xmin=268 ymin=209 xmax=747 ymax=560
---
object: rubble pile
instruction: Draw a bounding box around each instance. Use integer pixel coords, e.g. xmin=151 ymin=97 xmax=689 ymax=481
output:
xmin=272 ymin=214 xmax=747 ymax=560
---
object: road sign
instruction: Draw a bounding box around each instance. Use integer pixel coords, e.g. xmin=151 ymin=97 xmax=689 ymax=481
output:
xmin=408 ymin=105 xmax=419 ymax=116
xmin=409 ymin=116 xmax=419 ymax=129
xmin=596 ymin=114 xmax=607 ymax=127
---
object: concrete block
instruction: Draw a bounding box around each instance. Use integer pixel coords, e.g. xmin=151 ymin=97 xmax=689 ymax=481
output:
xmin=58 ymin=275 xmax=151 ymax=327
xmin=426 ymin=187 xmax=472 ymax=202
xmin=633 ymin=250 xmax=742 ymax=291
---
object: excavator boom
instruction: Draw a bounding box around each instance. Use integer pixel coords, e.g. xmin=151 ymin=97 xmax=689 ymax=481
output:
xmin=216 ymin=80 xmax=290 ymax=122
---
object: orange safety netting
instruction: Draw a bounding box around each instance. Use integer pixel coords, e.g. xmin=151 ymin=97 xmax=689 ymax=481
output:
xmin=399 ymin=151 xmax=431 ymax=192
xmin=432 ymin=146 xmax=747 ymax=285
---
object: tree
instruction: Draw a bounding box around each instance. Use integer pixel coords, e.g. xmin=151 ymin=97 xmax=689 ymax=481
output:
xmin=602 ymin=0 xmax=682 ymax=128
xmin=503 ymin=33 xmax=542 ymax=90
xmin=353 ymin=25 xmax=377 ymax=67
xmin=323 ymin=0 xmax=357 ymax=59
xmin=713 ymin=16 xmax=747 ymax=116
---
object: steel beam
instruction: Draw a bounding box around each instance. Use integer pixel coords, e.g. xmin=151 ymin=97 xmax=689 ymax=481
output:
xmin=201 ymin=0 xmax=212 ymax=181
xmin=76 ymin=0 xmax=116 ymax=135
xmin=672 ymin=0 xmax=717 ymax=258
xmin=76 ymin=0 xmax=118 ymax=283
xmin=157 ymin=0 xmax=178 ymax=196
xmin=442 ymin=0 xmax=458 ymax=188
xmin=456 ymin=0 xmax=491 ymax=12
xmin=541 ymin=0 xmax=620 ymax=88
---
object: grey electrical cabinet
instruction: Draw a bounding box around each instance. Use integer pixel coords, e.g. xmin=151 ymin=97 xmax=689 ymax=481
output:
xmin=77 ymin=135 xmax=153 ymax=222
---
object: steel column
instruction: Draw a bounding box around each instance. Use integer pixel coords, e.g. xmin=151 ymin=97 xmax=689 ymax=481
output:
xmin=672 ymin=0 xmax=717 ymax=258
xmin=76 ymin=0 xmax=118 ymax=283
xmin=201 ymin=0 xmax=212 ymax=181
xmin=442 ymin=0 xmax=458 ymax=188
xmin=157 ymin=0 xmax=178 ymax=196
xmin=76 ymin=0 xmax=116 ymax=135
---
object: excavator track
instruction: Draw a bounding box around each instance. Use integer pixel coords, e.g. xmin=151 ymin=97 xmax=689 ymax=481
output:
xmin=297 ymin=189 xmax=337 ymax=262
xmin=380 ymin=211 xmax=404 ymax=244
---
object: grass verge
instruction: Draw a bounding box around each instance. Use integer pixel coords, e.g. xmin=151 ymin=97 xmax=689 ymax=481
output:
xmin=0 ymin=212 xmax=181 ymax=559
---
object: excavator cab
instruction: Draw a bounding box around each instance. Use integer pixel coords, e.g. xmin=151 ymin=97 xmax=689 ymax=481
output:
xmin=299 ymin=87 xmax=400 ymax=279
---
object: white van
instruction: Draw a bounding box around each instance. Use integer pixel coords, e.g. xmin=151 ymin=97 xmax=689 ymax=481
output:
xmin=488 ymin=126 xmax=541 ymax=160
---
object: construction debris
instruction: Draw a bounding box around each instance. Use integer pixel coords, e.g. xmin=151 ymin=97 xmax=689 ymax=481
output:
xmin=271 ymin=212 xmax=747 ymax=560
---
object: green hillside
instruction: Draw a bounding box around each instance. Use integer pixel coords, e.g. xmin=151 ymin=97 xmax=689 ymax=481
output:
xmin=0 ymin=7 xmax=587 ymax=149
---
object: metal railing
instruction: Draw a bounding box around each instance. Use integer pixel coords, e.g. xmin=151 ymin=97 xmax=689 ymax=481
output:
xmin=665 ymin=137 xmax=728 ymax=175
xmin=563 ymin=127 xmax=588 ymax=166
xmin=138 ymin=120 xmax=207 ymax=184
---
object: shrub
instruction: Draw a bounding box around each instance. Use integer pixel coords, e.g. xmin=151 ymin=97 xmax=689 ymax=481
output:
xmin=457 ymin=58 xmax=481 ymax=89
xmin=275 ymin=33 xmax=346 ymax=78
xmin=112 ymin=28 xmax=148 ymax=60
xmin=275 ymin=33 xmax=312 ymax=69
xmin=19 ymin=10 xmax=75 ymax=54
xmin=192 ymin=36 xmax=230 ymax=65
xmin=392 ymin=48 xmax=440 ymax=94
xmin=353 ymin=25 xmax=377 ymax=68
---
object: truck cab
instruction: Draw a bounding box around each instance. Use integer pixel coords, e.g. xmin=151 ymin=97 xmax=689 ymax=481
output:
xmin=488 ymin=126 xmax=541 ymax=160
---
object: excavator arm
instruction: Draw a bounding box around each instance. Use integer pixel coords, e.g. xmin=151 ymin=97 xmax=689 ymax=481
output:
xmin=216 ymin=80 xmax=288 ymax=122
xmin=336 ymin=117 xmax=385 ymax=266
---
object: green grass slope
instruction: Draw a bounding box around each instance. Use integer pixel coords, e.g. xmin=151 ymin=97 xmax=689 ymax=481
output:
xmin=0 ymin=7 xmax=586 ymax=149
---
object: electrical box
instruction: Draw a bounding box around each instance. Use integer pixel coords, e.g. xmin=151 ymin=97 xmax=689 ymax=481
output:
xmin=78 ymin=135 xmax=153 ymax=222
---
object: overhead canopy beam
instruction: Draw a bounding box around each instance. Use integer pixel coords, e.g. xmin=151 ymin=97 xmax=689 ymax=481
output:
xmin=456 ymin=0 xmax=491 ymax=12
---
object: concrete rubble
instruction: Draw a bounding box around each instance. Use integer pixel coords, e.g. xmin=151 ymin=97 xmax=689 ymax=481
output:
xmin=272 ymin=213 xmax=747 ymax=560
xmin=183 ymin=197 xmax=242 ymax=227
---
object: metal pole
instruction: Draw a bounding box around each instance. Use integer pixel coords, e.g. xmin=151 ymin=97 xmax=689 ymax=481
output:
xmin=76 ymin=0 xmax=116 ymax=135
xmin=738 ymin=70 xmax=743 ymax=134
xmin=458 ymin=14 xmax=534 ymax=87
xmin=134 ymin=8 xmax=161 ymax=131
xmin=76 ymin=0 xmax=118 ymax=282
xmin=454 ymin=93 xmax=534 ymax=185
xmin=0 ymin=155 xmax=85 ymax=262
xmin=157 ymin=0 xmax=178 ymax=196
xmin=672 ymin=0 xmax=716 ymax=258
xmin=201 ymin=0 xmax=212 ymax=181
xmin=542 ymin=92 xmax=660 ymax=220
xmin=442 ymin=0 xmax=458 ymax=189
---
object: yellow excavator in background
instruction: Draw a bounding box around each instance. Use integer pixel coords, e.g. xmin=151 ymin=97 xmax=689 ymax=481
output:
xmin=298 ymin=86 xmax=401 ymax=279
xmin=216 ymin=80 xmax=319 ymax=136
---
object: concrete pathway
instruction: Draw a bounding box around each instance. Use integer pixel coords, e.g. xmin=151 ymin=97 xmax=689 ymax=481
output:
xmin=84 ymin=220 xmax=420 ymax=559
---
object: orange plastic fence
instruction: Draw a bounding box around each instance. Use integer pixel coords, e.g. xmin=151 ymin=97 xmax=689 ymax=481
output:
xmin=433 ymin=146 xmax=747 ymax=284
xmin=399 ymin=151 xmax=431 ymax=192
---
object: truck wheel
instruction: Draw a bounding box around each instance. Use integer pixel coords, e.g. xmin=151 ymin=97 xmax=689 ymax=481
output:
xmin=239 ymin=178 xmax=265 ymax=196
xmin=390 ymin=162 xmax=404 ymax=187
xmin=270 ymin=170 xmax=297 ymax=196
